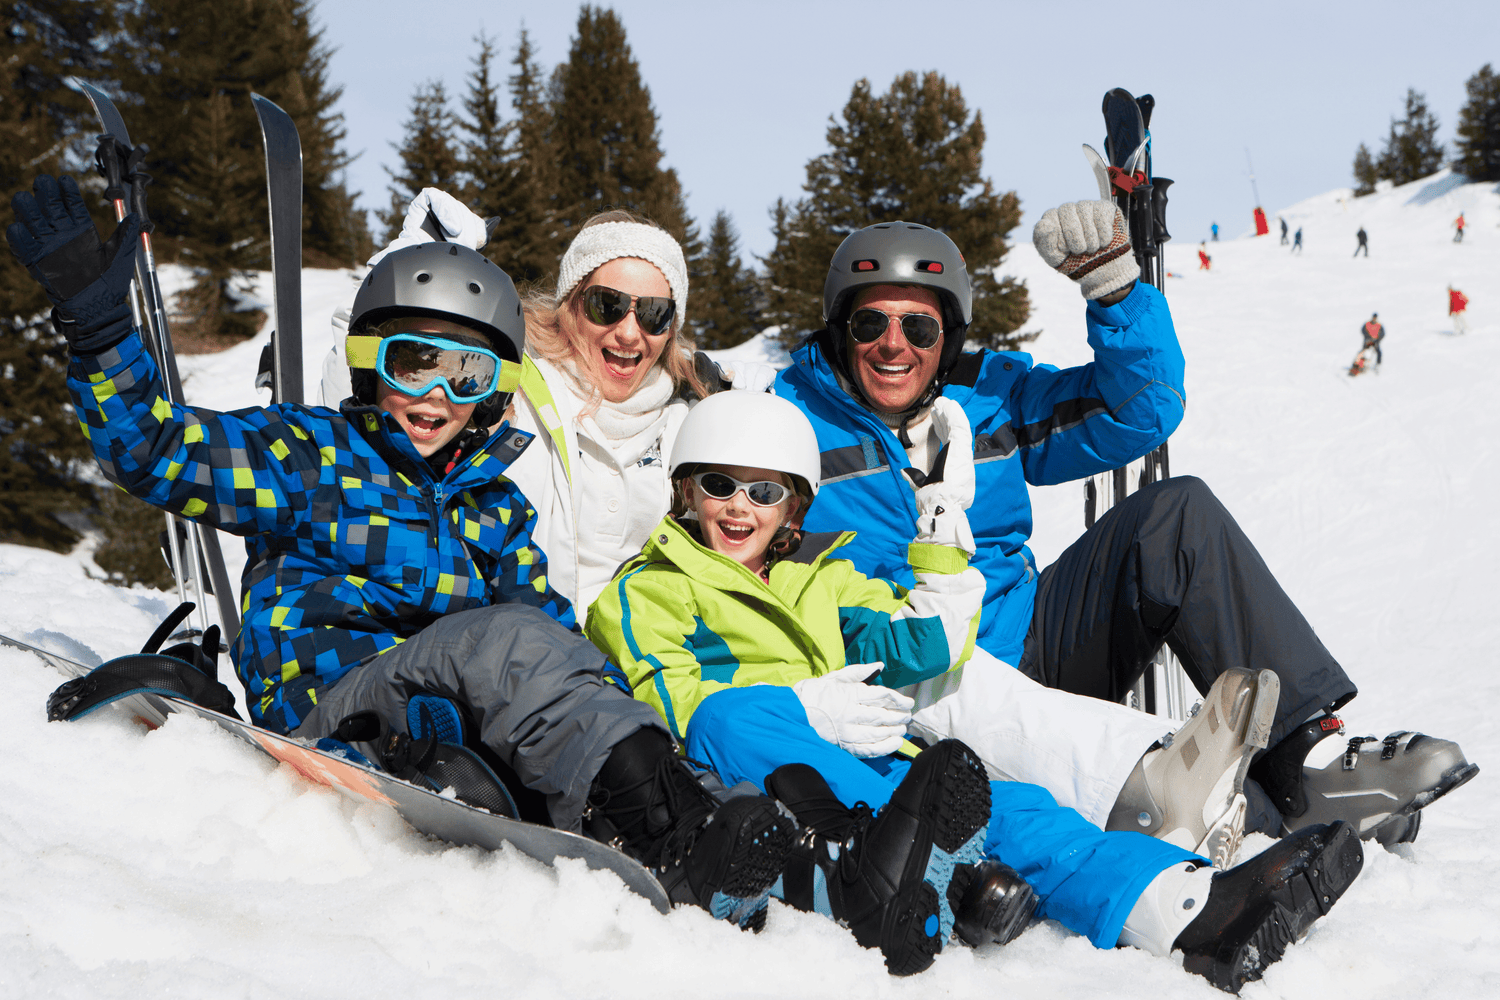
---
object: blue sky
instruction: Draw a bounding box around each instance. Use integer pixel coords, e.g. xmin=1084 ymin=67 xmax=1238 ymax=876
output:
xmin=316 ymin=0 xmax=1495 ymax=261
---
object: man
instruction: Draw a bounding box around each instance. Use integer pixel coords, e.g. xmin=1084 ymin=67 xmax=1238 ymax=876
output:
xmin=1362 ymin=313 xmax=1385 ymax=367
xmin=1354 ymin=227 xmax=1369 ymax=257
xmin=771 ymin=202 xmax=1476 ymax=849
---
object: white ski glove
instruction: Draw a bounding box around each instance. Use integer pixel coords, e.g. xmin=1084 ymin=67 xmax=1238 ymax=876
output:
xmin=367 ymin=188 xmax=488 ymax=268
xmin=720 ymin=360 xmax=780 ymax=393
xmin=1032 ymin=199 xmax=1139 ymax=300
xmin=909 ymin=397 xmax=977 ymax=556
xmin=791 ymin=662 xmax=914 ymax=758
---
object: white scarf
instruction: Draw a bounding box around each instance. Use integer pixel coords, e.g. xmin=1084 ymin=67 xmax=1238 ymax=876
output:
xmin=561 ymin=360 xmax=674 ymax=462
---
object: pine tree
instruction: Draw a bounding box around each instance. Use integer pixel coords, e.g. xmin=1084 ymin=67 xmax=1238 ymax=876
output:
xmin=0 ymin=0 xmax=115 ymax=551
xmin=690 ymin=211 xmax=762 ymax=350
xmin=1454 ymin=63 xmax=1500 ymax=182
xmin=379 ymin=80 xmax=464 ymax=243
xmin=120 ymin=0 xmax=369 ymax=343
xmin=459 ymin=29 xmax=563 ymax=288
xmin=762 ymin=72 xmax=1029 ymax=350
xmin=1352 ymin=142 xmax=1378 ymax=196
xmin=549 ymin=6 xmax=698 ymax=255
xmin=1375 ymin=88 xmax=1445 ymax=186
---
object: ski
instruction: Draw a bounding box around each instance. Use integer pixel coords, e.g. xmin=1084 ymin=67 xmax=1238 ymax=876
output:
xmin=0 ymin=628 xmax=672 ymax=912
xmin=1085 ymin=87 xmax=1189 ymax=721
xmin=66 ymin=77 xmax=242 ymax=648
xmin=250 ymin=93 xmax=304 ymax=405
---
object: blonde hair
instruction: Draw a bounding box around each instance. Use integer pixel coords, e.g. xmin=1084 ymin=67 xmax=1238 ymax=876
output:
xmin=523 ymin=209 xmax=709 ymax=409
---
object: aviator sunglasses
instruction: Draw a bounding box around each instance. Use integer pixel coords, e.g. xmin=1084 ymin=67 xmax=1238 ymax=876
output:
xmin=346 ymin=333 xmax=522 ymax=405
xmin=847 ymin=307 xmax=943 ymax=350
xmin=581 ymin=284 xmax=677 ymax=336
xmin=691 ymin=471 xmax=792 ymax=507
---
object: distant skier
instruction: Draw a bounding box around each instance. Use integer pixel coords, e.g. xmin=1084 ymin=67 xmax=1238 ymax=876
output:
xmin=1280 ymin=216 xmax=1289 ymax=244
xmin=1353 ymin=227 xmax=1369 ymax=257
xmin=1291 ymin=227 xmax=1303 ymax=254
xmin=1449 ymin=285 xmax=1469 ymax=335
xmin=1197 ymin=242 xmax=1212 ymax=270
xmin=1361 ymin=312 xmax=1385 ymax=368
xmin=1453 ymin=212 xmax=1466 ymax=243
xmin=1210 ymin=221 xmax=1219 ymax=241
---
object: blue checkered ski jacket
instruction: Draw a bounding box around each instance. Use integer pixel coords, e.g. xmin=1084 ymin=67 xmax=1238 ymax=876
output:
xmin=68 ymin=332 xmax=574 ymax=734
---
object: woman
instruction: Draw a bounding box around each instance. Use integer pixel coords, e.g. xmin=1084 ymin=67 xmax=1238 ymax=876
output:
xmin=322 ymin=191 xmax=721 ymax=623
xmin=586 ymin=390 xmax=1366 ymax=991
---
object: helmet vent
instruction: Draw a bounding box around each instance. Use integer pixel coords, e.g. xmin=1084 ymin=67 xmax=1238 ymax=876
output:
xmin=915 ymin=260 xmax=944 ymax=274
xmin=852 ymin=259 xmax=880 ymax=272
xmin=467 ymin=282 xmax=482 ymax=294
xmin=447 ymin=245 xmax=459 ymax=256
xmin=416 ymin=272 xmax=432 ymax=284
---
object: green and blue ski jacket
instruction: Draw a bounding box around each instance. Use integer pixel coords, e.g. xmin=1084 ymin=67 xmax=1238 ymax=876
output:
xmin=585 ymin=516 xmax=982 ymax=742
xmin=67 ymin=332 xmax=572 ymax=734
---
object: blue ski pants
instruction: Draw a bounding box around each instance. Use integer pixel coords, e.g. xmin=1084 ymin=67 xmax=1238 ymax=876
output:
xmin=685 ymin=684 xmax=1201 ymax=948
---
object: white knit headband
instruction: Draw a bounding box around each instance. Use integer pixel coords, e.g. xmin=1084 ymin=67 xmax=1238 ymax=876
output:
xmin=555 ymin=221 xmax=689 ymax=330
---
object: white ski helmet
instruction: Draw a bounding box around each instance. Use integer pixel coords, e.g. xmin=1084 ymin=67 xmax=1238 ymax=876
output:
xmin=670 ymin=391 xmax=822 ymax=499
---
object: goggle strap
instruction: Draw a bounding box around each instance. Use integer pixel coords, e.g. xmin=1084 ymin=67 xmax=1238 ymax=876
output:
xmin=346 ymin=335 xmax=382 ymax=370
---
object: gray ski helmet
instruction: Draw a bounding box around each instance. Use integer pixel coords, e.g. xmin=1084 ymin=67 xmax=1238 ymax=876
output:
xmin=822 ymin=222 xmax=973 ymax=394
xmin=349 ymin=242 xmax=525 ymax=422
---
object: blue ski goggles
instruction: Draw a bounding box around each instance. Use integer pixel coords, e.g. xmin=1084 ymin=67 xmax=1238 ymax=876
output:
xmin=346 ymin=333 xmax=522 ymax=404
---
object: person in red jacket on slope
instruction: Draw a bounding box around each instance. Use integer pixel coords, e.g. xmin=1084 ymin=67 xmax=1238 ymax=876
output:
xmin=1449 ymin=286 xmax=1469 ymax=335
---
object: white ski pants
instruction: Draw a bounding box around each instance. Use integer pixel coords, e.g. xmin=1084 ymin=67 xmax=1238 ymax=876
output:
xmin=904 ymin=647 xmax=1170 ymax=829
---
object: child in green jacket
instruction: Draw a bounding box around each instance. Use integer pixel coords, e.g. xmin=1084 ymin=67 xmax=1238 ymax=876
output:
xmin=589 ymin=390 xmax=1365 ymax=990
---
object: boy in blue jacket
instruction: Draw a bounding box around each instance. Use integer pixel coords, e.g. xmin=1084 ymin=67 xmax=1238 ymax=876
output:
xmin=6 ymin=174 xmax=792 ymax=925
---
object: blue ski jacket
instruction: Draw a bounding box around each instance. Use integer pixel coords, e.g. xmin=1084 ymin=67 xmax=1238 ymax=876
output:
xmin=68 ymin=332 xmax=573 ymax=734
xmin=774 ymin=281 xmax=1185 ymax=665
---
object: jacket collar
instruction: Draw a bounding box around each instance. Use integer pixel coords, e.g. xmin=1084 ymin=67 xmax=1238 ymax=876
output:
xmin=339 ymin=400 xmax=535 ymax=491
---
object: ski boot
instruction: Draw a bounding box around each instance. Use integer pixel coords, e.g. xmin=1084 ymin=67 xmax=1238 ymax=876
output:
xmin=1249 ymin=714 xmax=1479 ymax=847
xmin=1173 ymin=821 xmax=1363 ymax=993
xmin=583 ymin=729 xmax=793 ymax=930
xmin=949 ymin=859 xmax=1037 ymax=947
xmin=1107 ymin=668 xmax=1280 ymax=867
xmin=765 ymin=739 xmax=991 ymax=975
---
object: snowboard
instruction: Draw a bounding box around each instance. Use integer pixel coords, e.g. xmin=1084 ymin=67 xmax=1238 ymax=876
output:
xmin=0 ymin=630 xmax=672 ymax=913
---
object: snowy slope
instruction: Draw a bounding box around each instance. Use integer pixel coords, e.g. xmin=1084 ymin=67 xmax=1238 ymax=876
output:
xmin=2 ymin=173 xmax=1497 ymax=999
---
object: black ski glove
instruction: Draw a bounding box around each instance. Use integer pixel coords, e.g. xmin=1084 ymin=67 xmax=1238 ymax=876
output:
xmin=6 ymin=174 xmax=142 ymax=354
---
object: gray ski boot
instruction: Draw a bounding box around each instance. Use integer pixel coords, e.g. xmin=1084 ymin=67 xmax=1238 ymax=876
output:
xmin=1250 ymin=715 xmax=1479 ymax=847
xmin=1107 ymin=668 xmax=1279 ymax=867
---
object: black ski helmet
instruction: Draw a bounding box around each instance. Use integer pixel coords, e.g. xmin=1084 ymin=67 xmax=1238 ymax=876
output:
xmin=348 ymin=242 xmax=526 ymax=426
xmin=820 ymin=222 xmax=972 ymax=412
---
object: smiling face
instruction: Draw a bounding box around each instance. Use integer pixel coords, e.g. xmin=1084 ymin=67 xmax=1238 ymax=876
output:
xmin=569 ymin=256 xmax=673 ymax=404
xmin=845 ymin=284 xmax=945 ymax=415
xmin=372 ymin=316 xmax=484 ymax=457
xmin=683 ymin=464 xmax=801 ymax=578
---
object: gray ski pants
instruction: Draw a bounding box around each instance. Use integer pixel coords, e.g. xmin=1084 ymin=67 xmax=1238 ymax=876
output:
xmin=294 ymin=604 xmax=668 ymax=832
xmin=1018 ymin=476 xmax=1359 ymax=828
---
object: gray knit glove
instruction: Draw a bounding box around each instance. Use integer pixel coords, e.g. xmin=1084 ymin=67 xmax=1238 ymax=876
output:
xmin=1032 ymin=200 xmax=1139 ymax=300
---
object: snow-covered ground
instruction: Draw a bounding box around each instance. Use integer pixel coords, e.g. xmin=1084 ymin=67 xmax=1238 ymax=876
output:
xmin=2 ymin=171 xmax=1496 ymax=998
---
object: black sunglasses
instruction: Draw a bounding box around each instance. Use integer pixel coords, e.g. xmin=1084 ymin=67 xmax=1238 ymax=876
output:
xmin=847 ymin=307 xmax=943 ymax=350
xmin=581 ymin=284 xmax=676 ymax=336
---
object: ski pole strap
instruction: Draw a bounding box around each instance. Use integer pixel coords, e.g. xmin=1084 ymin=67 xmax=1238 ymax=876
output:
xmin=1108 ymin=166 xmax=1147 ymax=195
xmin=46 ymin=653 xmax=240 ymax=723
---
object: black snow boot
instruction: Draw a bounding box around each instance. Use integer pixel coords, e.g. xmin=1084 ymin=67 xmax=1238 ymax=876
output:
xmin=1174 ymin=820 xmax=1364 ymax=993
xmin=584 ymin=728 xmax=793 ymax=930
xmin=1249 ymin=713 xmax=1479 ymax=847
xmin=948 ymin=859 xmax=1037 ymax=947
xmin=765 ymin=739 xmax=991 ymax=975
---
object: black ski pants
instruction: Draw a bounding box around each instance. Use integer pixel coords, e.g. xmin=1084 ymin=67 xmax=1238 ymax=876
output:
xmin=1017 ymin=476 xmax=1357 ymax=756
xmin=295 ymin=604 xmax=669 ymax=832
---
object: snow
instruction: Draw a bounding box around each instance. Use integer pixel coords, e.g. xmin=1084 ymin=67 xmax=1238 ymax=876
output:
xmin=3 ymin=172 xmax=1498 ymax=998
